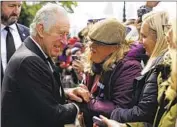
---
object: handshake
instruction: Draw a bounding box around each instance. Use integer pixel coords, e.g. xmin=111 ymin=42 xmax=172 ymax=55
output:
xmin=64 ymin=84 xmax=91 ymax=103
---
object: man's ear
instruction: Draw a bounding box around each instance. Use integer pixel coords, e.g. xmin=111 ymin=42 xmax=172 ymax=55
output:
xmin=36 ymin=24 xmax=45 ymax=38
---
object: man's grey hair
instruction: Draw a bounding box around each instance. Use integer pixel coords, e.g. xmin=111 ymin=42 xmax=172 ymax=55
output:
xmin=30 ymin=2 xmax=68 ymax=36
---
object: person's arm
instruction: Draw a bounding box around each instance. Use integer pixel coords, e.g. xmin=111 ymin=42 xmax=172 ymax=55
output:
xmin=16 ymin=56 xmax=78 ymax=126
xmin=111 ymin=60 xmax=142 ymax=109
xmin=111 ymin=69 xmax=158 ymax=123
xmin=88 ymin=60 xmax=142 ymax=117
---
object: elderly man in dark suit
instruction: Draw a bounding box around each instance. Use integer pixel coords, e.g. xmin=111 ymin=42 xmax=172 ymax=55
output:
xmin=1 ymin=2 xmax=91 ymax=127
xmin=1 ymin=1 xmax=30 ymax=83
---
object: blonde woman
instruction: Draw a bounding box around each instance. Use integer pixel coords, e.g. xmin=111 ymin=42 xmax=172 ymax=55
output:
xmin=94 ymin=15 xmax=176 ymax=127
xmin=91 ymin=11 xmax=169 ymax=127
xmin=78 ymin=18 xmax=147 ymax=127
xmin=153 ymin=18 xmax=177 ymax=127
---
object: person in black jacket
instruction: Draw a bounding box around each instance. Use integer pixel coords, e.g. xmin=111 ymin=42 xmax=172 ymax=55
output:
xmin=111 ymin=11 xmax=169 ymax=126
xmin=1 ymin=1 xmax=30 ymax=83
xmin=93 ymin=11 xmax=170 ymax=127
xmin=1 ymin=3 xmax=91 ymax=127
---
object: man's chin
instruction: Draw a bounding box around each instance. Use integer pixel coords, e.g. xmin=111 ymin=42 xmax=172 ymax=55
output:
xmin=7 ymin=18 xmax=18 ymax=25
xmin=57 ymin=51 xmax=62 ymax=56
xmin=51 ymin=52 xmax=62 ymax=58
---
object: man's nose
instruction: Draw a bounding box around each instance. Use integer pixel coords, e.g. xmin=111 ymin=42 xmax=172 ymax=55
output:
xmin=13 ymin=6 xmax=20 ymax=14
xmin=60 ymin=34 xmax=68 ymax=45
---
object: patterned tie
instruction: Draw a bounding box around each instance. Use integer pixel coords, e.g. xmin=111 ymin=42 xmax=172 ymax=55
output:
xmin=5 ymin=26 xmax=16 ymax=62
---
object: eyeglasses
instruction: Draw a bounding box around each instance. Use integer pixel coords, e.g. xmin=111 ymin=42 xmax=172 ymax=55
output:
xmin=162 ymin=24 xmax=172 ymax=36
xmin=59 ymin=33 xmax=68 ymax=44
xmin=50 ymin=32 xmax=68 ymax=45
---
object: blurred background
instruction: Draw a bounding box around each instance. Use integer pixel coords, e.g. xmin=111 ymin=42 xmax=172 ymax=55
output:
xmin=19 ymin=2 xmax=177 ymax=37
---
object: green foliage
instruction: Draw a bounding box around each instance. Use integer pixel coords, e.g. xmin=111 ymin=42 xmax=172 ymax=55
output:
xmin=18 ymin=2 xmax=42 ymax=27
xmin=60 ymin=1 xmax=78 ymax=13
xmin=18 ymin=1 xmax=78 ymax=27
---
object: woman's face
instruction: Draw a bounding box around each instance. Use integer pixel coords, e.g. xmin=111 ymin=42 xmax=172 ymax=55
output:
xmin=166 ymin=28 xmax=177 ymax=49
xmin=90 ymin=42 xmax=117 ymax=63
xmin=140 ymin=23 xmax=157 ymax=56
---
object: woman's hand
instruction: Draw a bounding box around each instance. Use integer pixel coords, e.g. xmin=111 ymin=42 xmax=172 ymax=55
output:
xmin=93 ymin=115 xmax=127 ymax=127
xmin=100 ymin=115 xmax=121 ymax=127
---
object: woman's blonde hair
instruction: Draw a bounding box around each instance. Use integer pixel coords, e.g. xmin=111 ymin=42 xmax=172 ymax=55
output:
xmin=165 ymin=18 xmax=177 ymax=100
xmin=170 ymin=18 xmax=177 ymax=90
xmin=78 ymin=25 xmax=93 ymax=73
xmin=103 ymin=44 xmax=130 ymax=71
xmin=141 ymin=11 xmax=169 ymax=75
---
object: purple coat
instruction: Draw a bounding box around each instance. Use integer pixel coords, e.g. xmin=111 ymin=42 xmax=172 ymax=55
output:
xmin=86 ymin=43 xmax=147 ymax=117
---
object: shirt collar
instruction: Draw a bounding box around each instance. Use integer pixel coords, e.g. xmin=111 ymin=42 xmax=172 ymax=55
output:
xmin=10 ymin=23 xmax=17 ymax=31
xmin=30 ymin=36 xmax=48 ymax=59
xmin=1 ymin=24 xmax=5 ymax=31
xmin=1 ymin=23 xmax=16 ymax=32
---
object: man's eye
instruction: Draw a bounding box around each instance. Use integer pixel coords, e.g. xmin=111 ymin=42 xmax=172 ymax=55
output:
xmin=59 ymin=34 xmax=63 ymax=37
xmin=9 ymin=5 xmax=15 ymax=7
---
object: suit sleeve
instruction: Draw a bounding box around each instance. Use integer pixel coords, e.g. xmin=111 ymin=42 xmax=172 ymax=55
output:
xmin=110 ymin=69 xmax=158 ymax=123
xmin=16 ymin=56 xmax=77 ymax=126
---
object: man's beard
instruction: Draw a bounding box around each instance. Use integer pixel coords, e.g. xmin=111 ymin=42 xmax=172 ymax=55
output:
xmin=1 ymin=12 xmax=19 ymax=26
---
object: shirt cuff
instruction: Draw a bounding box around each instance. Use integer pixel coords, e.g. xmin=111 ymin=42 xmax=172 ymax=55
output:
xmin=72 ymin=103 xmax=81 ymax=126
xmin=72 ymin=103 xmax=80 ymax=114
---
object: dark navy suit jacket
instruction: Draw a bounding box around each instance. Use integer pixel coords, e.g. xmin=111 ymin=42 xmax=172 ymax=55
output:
xmin=1 ymin=23 xmax=30 ymax=84
xmin=1 ymin=37 xmax=77 ymax=127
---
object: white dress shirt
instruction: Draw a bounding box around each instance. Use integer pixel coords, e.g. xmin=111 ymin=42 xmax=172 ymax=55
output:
xmin=1 ymin=23 xmax=23 ymax=72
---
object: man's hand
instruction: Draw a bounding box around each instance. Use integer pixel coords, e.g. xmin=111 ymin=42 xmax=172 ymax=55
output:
xmin=65 ymin=87 xmax=91 ymax=103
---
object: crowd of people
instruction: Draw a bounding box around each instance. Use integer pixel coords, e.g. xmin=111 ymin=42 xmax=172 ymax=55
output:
xmin=1 ymin=1 xmax=177 ymax=127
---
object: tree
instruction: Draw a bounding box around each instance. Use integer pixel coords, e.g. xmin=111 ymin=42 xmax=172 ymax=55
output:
xmin=18 ymin=1 xmax=78 ymax=27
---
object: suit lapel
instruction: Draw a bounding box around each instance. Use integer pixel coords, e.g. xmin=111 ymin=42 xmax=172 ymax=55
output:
xmin=1 ymin=62 xmax=4 ymax=85
xmin=16 ymin=24 xmax=28 ymax=42
xmin=24 ymin=37 xmax=47 ymax=62
xmin=24 ymin=37 xmax=66 ymax=103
